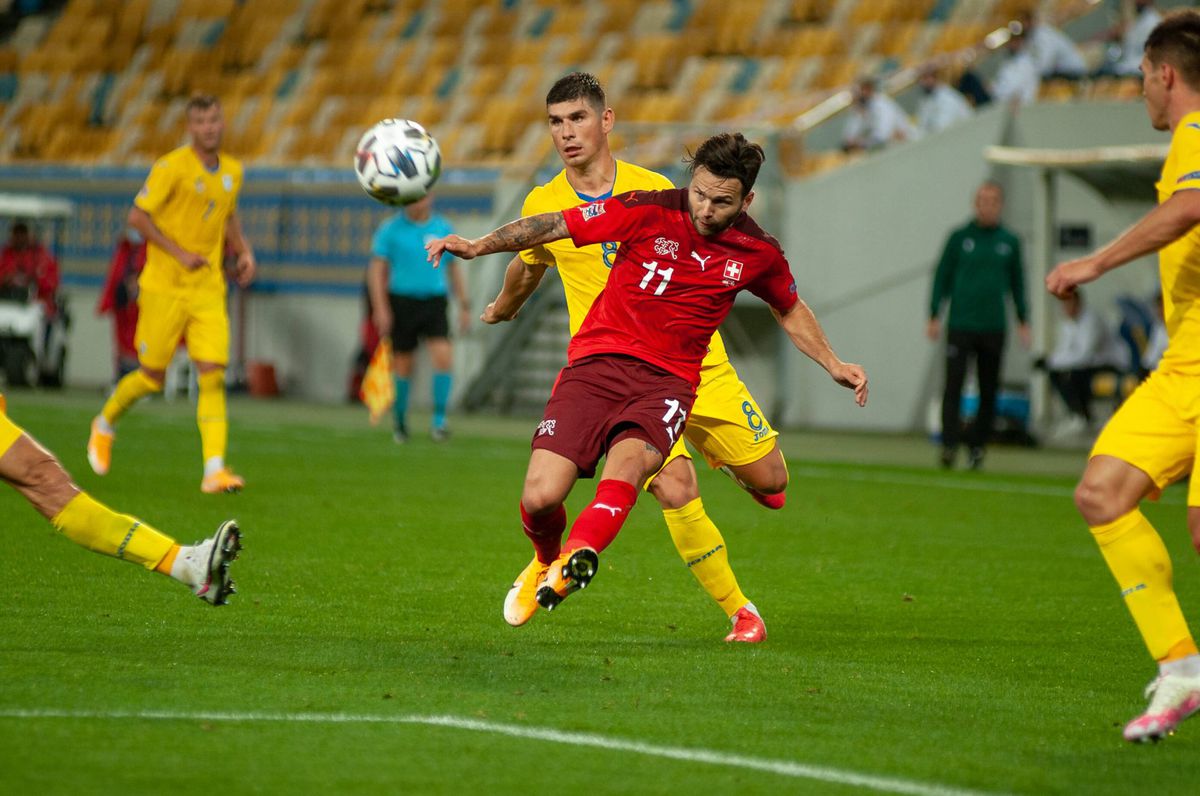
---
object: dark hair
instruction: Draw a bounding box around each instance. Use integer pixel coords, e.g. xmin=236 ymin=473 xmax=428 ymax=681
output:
xmin=185 ymin=93 xmax=220 ymax=114
xmin=545 ymin=72 xmax=606 ymax=114
xmin=685 ymin=133 xmax=765 ymax=196
xmin=1145 ymin=10 xmax=1200 ymax=91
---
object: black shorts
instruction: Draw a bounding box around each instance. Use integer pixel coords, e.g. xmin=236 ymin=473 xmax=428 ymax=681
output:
xmin=388 ymin=294 xmax=449 ymax=352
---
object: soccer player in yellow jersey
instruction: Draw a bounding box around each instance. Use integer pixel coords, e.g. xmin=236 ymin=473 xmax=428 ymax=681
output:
xmin=483 ymin=73 xmax=789 ymax=643
xmin=2 ymin=393 xmax=240 ymax=603
xmin=1046 ymin=11 xmax=1200 ymax=743
xmin=87 ymin=94 xmax=256 ymax=494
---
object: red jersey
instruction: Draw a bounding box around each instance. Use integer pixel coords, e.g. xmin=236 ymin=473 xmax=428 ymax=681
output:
xmin=562 ymin=188 xmax=798 ymax=387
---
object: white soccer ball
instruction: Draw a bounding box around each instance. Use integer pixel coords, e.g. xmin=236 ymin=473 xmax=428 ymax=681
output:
xmin=354 ymin=118 xmax=442 ymax=206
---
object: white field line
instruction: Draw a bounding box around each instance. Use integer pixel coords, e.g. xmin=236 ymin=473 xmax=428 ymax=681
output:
xmin=0 ymin=708 xmax=1009 ymax=796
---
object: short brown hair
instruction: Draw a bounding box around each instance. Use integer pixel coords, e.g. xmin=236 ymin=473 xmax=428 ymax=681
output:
xmin=1145 ymin=10 xmax=1200 ymax=91
xmin=185 ymin=93 xmax=220 ymax=114
xmin=685 ymin=133 xmax=765 ymax=196
xmin=545 ymin=72 xmax=605 ymax=114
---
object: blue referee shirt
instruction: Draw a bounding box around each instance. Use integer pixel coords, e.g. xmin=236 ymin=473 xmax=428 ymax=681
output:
xmin=371 ymin=210 xmax=455 ymax=298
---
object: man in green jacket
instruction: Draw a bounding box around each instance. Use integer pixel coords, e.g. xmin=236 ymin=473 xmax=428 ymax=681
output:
xmin=927 ymin=181 xmax=1031 ymax=470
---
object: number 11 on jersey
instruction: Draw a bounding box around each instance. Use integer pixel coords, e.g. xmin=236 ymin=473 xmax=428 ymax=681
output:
xmin=640 ymin=261 xmax=674 ymax=295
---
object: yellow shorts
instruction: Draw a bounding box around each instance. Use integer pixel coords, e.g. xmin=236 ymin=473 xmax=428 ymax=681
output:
xmin=1091 ymin=369 xmax=1200 ymax=504
xmin=0 ymin=394 xmax=25 ymax=459
xmin=135 ymin=289 xmax=229 ymax=370
xmin=656 ymin=358 xmax=780 ymax=477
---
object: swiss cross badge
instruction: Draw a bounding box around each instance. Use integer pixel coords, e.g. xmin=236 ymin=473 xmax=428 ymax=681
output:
xmin=723 ymin=260 xmax=744 ymax=283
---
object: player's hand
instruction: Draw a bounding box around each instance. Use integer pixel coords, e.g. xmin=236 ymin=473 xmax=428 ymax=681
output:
xmin=373 ymin=306 xmax=392 ymax=338
xmin=235 ymin=251 xmax=256 ymax=287
xmin=426 ymin=235 xmax=478 ymax=266
xmin=177 ymin=250 xmax=208 ymax=270
xmin=1017 ymin=322 xmax=1032 ymax=349
xmin=925 ymin=318 xmax=941 ymax=341
xmin=1046 ymin=256 xmax=1102 ymax=298
xmin=481 ymin=300 xmax=518 ymax=324
xmin=831 ymin=362 xmax=868 ymax=407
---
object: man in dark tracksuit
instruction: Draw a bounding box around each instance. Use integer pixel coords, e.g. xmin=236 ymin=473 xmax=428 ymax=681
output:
xmin=927 ymin=181 xmax=1031 ymax=470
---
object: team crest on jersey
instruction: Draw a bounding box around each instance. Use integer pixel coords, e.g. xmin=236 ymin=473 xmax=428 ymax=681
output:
xmin=581 ymin=202 xmax=605 ymax=221
xmin=536 ymin=419 xmax=556 ymax=437
xmin=223 ymin=174 xmax=234 ymax=191
xmin=654 ymin=237 xmax=680 ymax=260
xmin=722 ymin=260 xmax=744 ymax=284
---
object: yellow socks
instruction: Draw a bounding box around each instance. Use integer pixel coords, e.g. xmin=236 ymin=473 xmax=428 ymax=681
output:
xmin=663 ymin=497 xmax=748 ymax=618
xmin=100 ymin=369 xmax=162 ymax=426
xmin=197 ymin=369 xmax=228 ymax=468
xmin=51 ymin=492 xmax=176 ymax=571
xmin=1091 ymin=508 xmax=1197 ymax=662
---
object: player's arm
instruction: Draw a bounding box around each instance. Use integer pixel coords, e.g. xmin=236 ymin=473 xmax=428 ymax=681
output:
xmin=426 ymin=211 xmax=569 ymax=263
xmin=127 ymin=206 xmax=207 ymax=271
xmin=1047 ymin=190 xmax=1200 ymax=297
xmin=225 ymin=211 xmax=256 ymax=288
xmin=482 ymin=256 xmax=550 ymax=324
xmin=774 ymin=299 xmax=868 ymax=407
xmin=366 ymin=255 xmax=392 ymax=338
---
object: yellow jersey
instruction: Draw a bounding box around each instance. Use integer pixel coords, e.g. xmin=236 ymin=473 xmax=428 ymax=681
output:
xmin=519 ymin=160 xmax=730 ymax=368
xmin=134 ymin=145 xmax=244 ymax=297
xmin=1156 ymin=111 xmax=1200 ymax=375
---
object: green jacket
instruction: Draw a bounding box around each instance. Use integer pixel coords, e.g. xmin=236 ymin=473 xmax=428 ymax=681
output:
xmin=929 ymin=220 xmax=1028 ymax=333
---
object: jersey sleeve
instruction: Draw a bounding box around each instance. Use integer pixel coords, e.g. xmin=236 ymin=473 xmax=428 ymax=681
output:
xmin=519 ymin=189 xmax=557 ymax=267
xmin=133 ymin=156 xmax=176 ymax=217
xmin=1171 ymin=123 xmax=1200 ymax=196
xmin=562 ymin=191 xmax=653 ymax=249
xmin=370 ymin=220 xmax=390 ymax=259
xmin=747 ymin=250 xmax=800 ymax=315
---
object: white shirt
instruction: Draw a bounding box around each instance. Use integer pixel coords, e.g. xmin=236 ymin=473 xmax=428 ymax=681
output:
xmin=841 ymin=93 xmax=916 ymax=150
xmin=1118 ymin=8 xmax=1163 ymax=77
xmin=916 ymin=84 xmax=973 ymax=135
xmin=1026 ymin=24 xmax=1087 ymax=77
xmin=1047 ymin=306 xmax=1125 ymax=370
xmin=992 ymin=50 xmax=1040 ymax=106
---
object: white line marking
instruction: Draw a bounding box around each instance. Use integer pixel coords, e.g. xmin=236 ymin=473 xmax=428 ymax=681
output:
xmin=0 ymin=708 xmax=1005 ymax=796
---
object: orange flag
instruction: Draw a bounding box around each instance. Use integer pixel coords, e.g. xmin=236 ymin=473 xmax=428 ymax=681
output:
xmin=360 ymin=338 xmax=394 ymax=425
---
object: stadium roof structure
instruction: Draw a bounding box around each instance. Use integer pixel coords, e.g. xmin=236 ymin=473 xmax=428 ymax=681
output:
xmin=0 ymin=192 xmax=75 ymax=220
xmin=984 ymin=143 xmax=1167 ymax=428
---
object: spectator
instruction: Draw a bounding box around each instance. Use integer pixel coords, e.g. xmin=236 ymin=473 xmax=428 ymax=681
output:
xmin=1042 ymin=289 xmax=1126 ymax=438
xmin=0 ymin=220 xmax=60 ymax=317
xmin=992 ymin=33 xmax=1042 ymax=107
xmin=96 ymin=227 xmax=147 ymax=381
xmin=1142 ymin=290 xmax=1168 ymax=372
xmin=927 ymin=181 xmax=1031 ymax=470
xmin=916 ymin=65 xmax=974 ymax=135
xmin=366 ymin=193 xmax=471 ymax=443
xmin=841 ymin=76 xmax=916 ymax=152
xmin=1020 ymin=11 xmax=1088 ymax=79
xmin=1117 ymin=1 xmax=1164 ymax=78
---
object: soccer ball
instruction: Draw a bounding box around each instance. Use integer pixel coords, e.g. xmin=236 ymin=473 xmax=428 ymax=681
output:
xmin=354 ymin=119 xmax=442 ymax=206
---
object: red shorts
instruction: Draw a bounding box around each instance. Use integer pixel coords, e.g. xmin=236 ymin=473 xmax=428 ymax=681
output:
xmin=532 ymin=355 xmax=696 ymax=478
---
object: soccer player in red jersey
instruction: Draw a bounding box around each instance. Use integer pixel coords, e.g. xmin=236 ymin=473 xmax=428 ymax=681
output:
xmin=427 ymin=133 xmax=867 ymax=612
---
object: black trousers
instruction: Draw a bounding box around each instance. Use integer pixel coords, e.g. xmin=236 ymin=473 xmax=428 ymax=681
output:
xmin=941 ymin=330 xmax=1005 ymax=451
xmin=1049 ymin=367 xmax=1114 ymax=422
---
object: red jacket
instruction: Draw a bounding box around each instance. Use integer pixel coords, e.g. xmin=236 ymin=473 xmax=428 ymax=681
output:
xmin=0 ymin=242 xmax=60 ymax=314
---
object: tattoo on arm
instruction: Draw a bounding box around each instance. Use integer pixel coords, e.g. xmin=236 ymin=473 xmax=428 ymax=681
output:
xmin=479 ymin=212 xmax=568 ymax=255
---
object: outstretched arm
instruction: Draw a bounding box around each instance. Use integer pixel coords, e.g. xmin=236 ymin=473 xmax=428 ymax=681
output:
xmin=1047 ymin=190 xmax=1200 ymax=297
xmin=426 ymin=211 xmax=569 ymax=264
xmin=774 ymin=300 xmax=868 ymax=407
xmin=482 ymin=256 xmax=550 ymax=324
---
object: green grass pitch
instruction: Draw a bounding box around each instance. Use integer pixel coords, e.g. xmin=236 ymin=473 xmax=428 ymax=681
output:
xmin=1 ymin=391 xmax=1198 ymax=794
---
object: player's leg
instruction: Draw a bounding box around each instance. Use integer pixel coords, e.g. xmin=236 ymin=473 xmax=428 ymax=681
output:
xmin=1079 ymin=376 xmax=1200 ymax=741
xmin=424 ymin=297 xmax=453 ymax=440
xmin=389 ymin=294 xmax=418 ymax=442
xmin=939 ymin=330 xmax=969 ymax=468
xmin=648 ymin=453 xmax=766 ymax=642
xmin=426 ymin=336 xmax=453 ymax=441
xmin=1 ymin=425 xmax=240 ymax=605
xmin=89 ymin=291 xmax=182 ymax=475
xmin=188 ymin=295 xmax=242 ymax=493
xmin=967 ymin=331 xmax=1003 ymax=469
xmin=504 ymin=448 xmax=577 ymax=626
